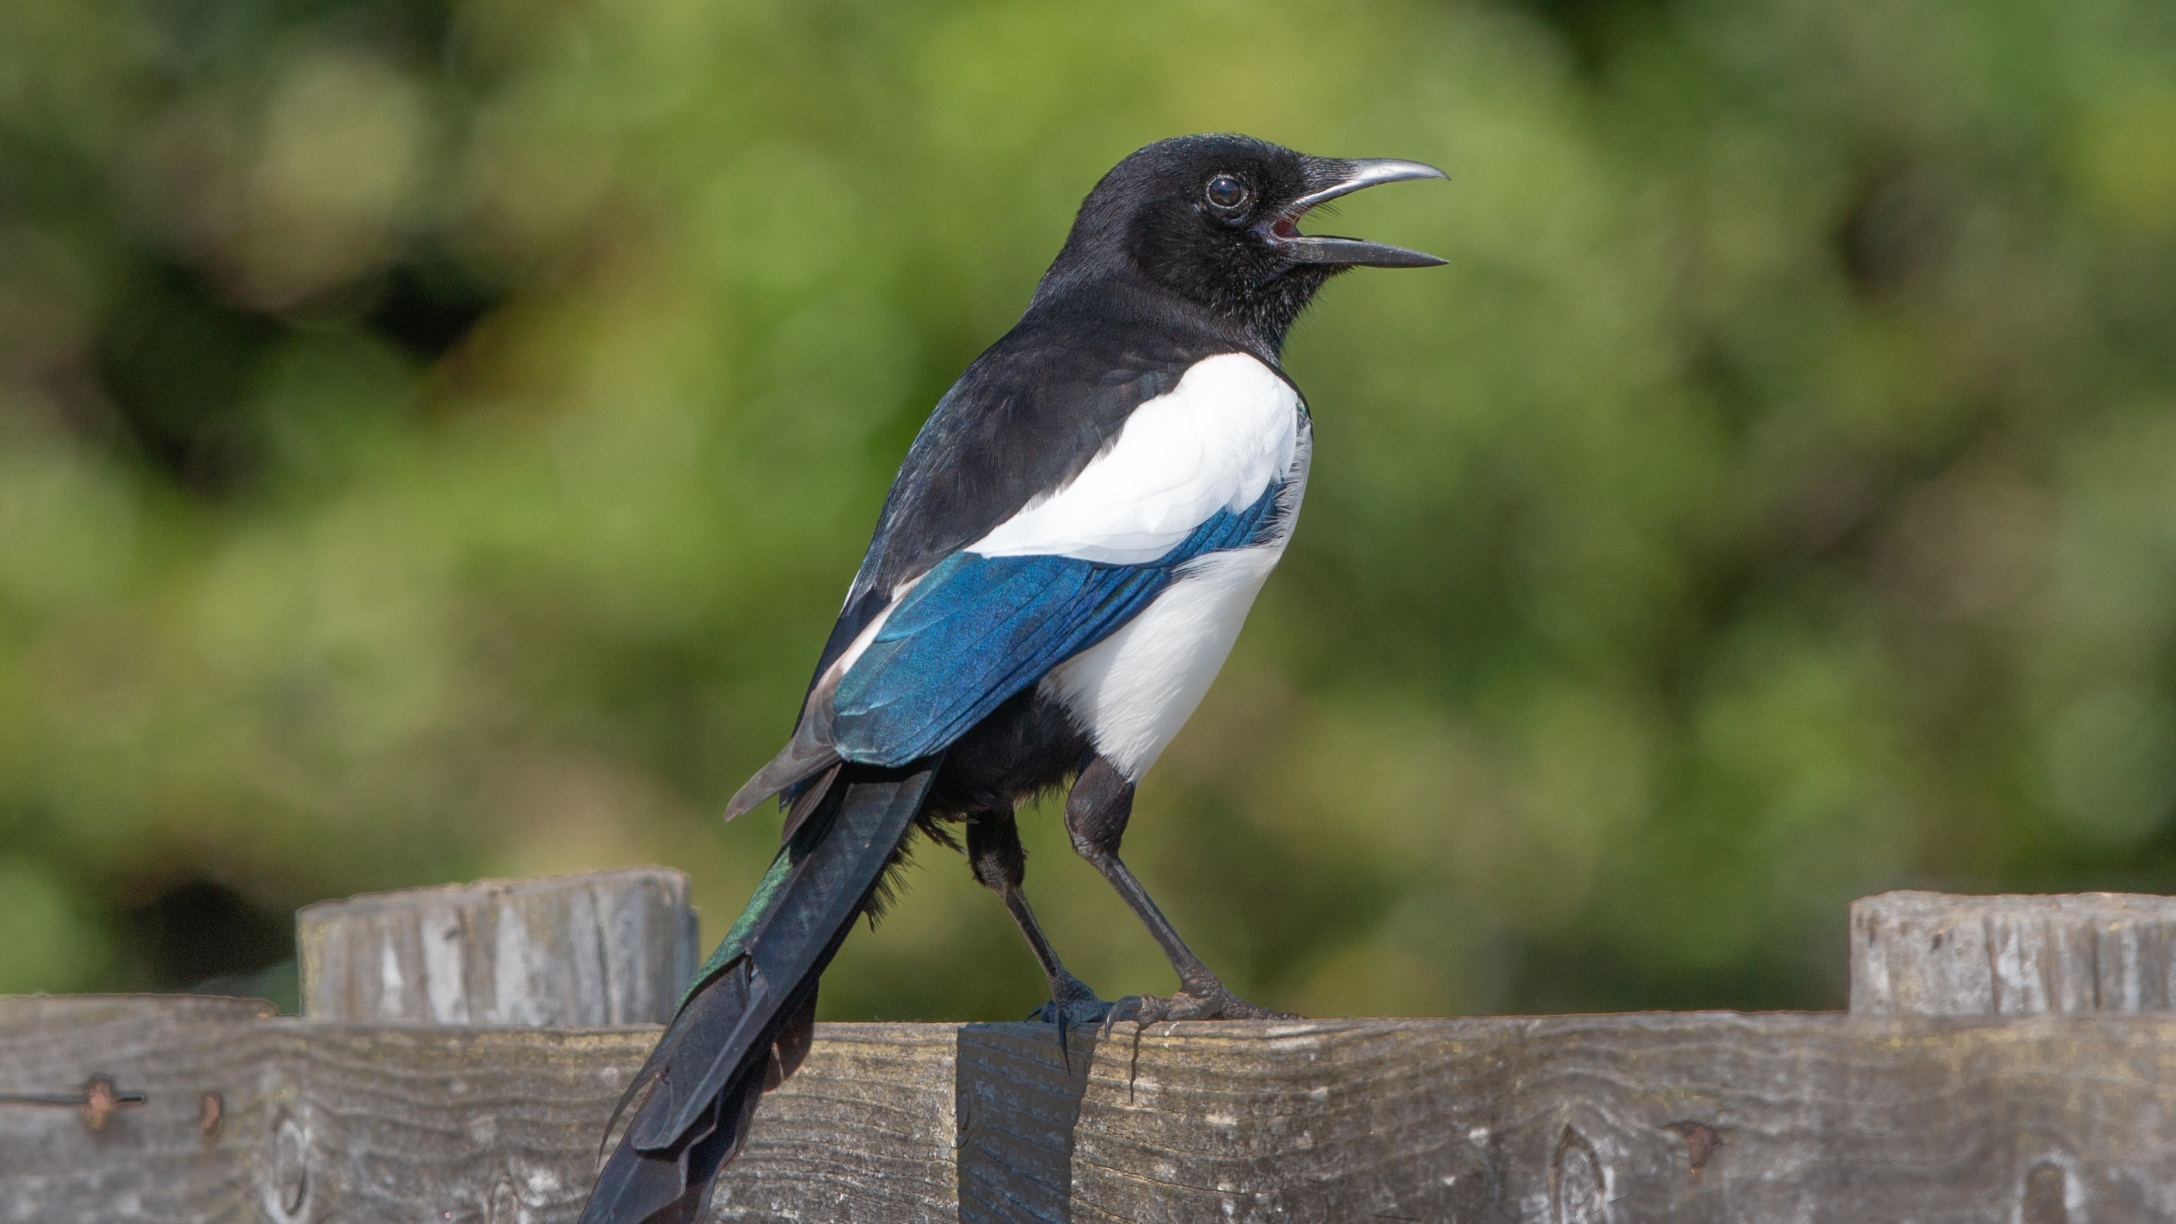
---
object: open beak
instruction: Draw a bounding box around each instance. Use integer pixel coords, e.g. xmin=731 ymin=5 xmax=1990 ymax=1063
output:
xmin=1262 ymin=158 xmax=1449 ymax=268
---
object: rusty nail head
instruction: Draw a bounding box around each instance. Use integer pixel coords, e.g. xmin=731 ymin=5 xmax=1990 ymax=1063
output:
xmin=0 ymin=1078 xmax=146 ymax=1132
xmin=1666 ymin=1120 xmax=1724 ymax=1182
xmin=80 ymin=1077 xmax=146 ymax=1132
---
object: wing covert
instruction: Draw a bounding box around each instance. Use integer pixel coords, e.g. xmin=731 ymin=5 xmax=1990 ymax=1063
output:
xmin=829 ymin=482 xmax=1283 ymax=765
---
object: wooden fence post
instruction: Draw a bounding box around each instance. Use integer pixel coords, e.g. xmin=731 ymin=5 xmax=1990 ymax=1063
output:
xmin=11 ymin=884 xmax=2176 ymax=1222
xmin=297 ymin=867 xmax=701 ymax=1026
xmin=1851 ymin=889 xmax=2176 ymax=1016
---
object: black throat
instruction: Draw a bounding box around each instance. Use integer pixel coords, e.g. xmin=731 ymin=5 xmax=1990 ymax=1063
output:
xmin=1202 ymin=264 xmax=1343 ymax=357
xmin=1028 ymin=247 xmax=1341 ymax=363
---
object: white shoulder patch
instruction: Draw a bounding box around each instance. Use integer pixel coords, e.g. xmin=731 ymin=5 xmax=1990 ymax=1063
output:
xmin=965 ymin=352 xmax=1300 ymax=565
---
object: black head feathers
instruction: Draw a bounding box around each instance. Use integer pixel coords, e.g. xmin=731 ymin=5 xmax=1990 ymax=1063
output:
xmin=1033 ymin=133 xmax=1447 ymax=351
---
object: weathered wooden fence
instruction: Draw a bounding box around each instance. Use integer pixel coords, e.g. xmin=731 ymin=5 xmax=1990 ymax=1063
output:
xmin=6 ymin=872 xmax=2176 ymax=1222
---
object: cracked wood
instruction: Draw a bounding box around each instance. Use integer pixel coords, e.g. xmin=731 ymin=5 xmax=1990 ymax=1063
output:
xmin=6 ymin=997 xmax=2176 ymax=1222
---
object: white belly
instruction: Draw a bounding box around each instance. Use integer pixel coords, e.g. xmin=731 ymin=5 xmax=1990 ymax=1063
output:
xmin=1043 ymin=543 xmax=1286 ymax=780
xmin=1043 ymin=407 xmax=1309 ymax=783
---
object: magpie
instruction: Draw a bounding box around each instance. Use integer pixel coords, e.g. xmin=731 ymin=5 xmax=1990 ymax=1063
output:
xmin=580 ymin=133 xmax=1446 ymax=1224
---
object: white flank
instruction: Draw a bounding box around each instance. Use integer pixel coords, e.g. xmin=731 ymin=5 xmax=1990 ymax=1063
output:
xmin=966 ymin=352 xmax=1300 ymax=564
xmin=1043 ymin=431 xmax=1311 ymax=779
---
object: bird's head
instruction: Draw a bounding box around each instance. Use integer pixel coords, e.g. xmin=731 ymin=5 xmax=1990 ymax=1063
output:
xmin=1035 ymin=133 xmax=1448 ymax=351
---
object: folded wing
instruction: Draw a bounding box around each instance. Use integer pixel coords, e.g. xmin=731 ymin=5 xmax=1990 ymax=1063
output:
xmin=730 ymin=351 xmax=1302 ymax=810
xmin=833 ymin=354 xmax=1301 ymax=764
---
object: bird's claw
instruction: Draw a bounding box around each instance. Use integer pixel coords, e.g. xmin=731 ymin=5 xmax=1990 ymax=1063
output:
xmin=1025 ymin=976 xmax=1293 ymax=1079
xmin=1078 ymin=983 xmax=1296 ymax=1102
xmin=1102 ymin=982 xmax=1296 ymax=1031
xmin=1026 ymin=972 xmax=1119 ymax=1072
xmin=1025 ymin=995 xmax=1116 ymax=1027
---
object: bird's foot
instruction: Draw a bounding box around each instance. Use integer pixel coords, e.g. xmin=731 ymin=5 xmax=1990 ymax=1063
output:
xmin=1028 ymin=997 xmax=1116 ymax=1028
xmin=1026 ymin=973 xmax=1117 ymax=1071
xmin=1089 ymin=982 xmax=1297 ymax=1101
xmin=1025 ymin=970 xmax=1113 ymax=1025
xmin=1105 ymin=980 xmax=1297 ymax=1028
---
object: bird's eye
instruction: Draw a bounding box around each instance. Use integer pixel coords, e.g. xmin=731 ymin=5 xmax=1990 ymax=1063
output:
xmin=1205 ymin=174 xmax=1250 ymax=211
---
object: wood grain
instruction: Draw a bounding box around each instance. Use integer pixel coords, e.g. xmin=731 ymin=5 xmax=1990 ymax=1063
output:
xmin=0 ymin=996 xmax=282 ymax=1224
xmin=297 ymin=867 xmax=701 ymax=1026
xmin=9 ymin=997 xmax=2176 ymax=1222
xmin=1852 ymin=889 xmax=2176 ymax=1016
xmin=968 ymin=1014 xmax=2176 ymax=1224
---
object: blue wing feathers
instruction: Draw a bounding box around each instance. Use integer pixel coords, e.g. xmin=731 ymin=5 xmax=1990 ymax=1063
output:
xmin=832 ymin=557 xmax=1162 ymax=763
xmin=830 ymin=480 xmax=1284 ymax=765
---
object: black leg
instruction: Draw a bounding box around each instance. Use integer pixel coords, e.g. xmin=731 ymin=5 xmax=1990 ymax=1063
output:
xmin=965 ymin=808 xmax=1109 ymax=1025
xmin=1063 ymin=757 xmax=1292 ymax=1022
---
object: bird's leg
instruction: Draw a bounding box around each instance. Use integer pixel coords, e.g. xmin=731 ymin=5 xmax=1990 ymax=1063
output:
xmin=965 ymin=808 xmax=1111 ymax=1027
xmin=1064 ymin=757 xmax=1294 ymax=1023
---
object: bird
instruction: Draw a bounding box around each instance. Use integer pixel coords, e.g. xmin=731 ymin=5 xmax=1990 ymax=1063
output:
xmin=579 ymin=132 xmax=1447 ymax=1224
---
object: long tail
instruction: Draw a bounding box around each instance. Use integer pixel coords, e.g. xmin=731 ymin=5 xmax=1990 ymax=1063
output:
xmin=578 ymin=762 xmax=939 ymax=1224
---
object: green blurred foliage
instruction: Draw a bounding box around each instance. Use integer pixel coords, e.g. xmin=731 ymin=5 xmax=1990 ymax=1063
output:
xmin=3 ymin=0 xmax=2175 ymax=1017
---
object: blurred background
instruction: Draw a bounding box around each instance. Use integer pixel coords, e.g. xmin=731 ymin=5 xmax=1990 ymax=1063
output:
xmin=3 ymin=0 xmax=2175 ymax=1020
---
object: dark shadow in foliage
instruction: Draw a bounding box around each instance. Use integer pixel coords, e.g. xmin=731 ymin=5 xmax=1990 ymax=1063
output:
xmin=1508 ymin=0 xmax=1671 ymax=74
xmin=91 ymin=256 xmax=504 ymax=497
xmin=94 ymin=262 xmax=283 ymax=496
xmin=366 ymin=256 xmax=505 ymax=362
xmin=125 ymin=877 xmax=295 ymax=998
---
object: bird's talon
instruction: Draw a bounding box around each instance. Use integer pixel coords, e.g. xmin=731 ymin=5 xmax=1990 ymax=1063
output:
xmin=1119 ymin=984 xmax=1293 ymax=1023
xmin=1026 ymin=996 xmax=1115 ymax=1027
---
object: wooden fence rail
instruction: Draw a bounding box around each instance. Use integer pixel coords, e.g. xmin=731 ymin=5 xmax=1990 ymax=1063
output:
xmin=6 ymin=873 xmax=2176 ymax=1223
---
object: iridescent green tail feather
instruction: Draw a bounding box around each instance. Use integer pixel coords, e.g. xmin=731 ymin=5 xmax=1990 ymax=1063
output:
xmin=578 ymin=762 xmax=939 ymax=1224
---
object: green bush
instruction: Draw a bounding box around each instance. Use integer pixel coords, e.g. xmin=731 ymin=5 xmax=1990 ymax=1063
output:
xmin=2 ymin=0 xmax=2172 ymax=1017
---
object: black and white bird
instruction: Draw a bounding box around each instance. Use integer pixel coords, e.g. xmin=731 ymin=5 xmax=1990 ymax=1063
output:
xmin=581 ymin=133 xmax=1446 ymax=1224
